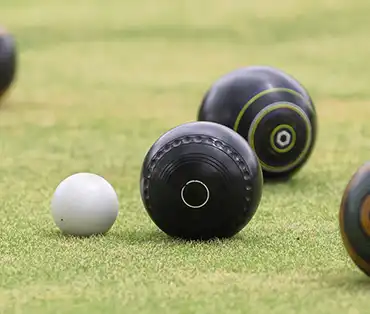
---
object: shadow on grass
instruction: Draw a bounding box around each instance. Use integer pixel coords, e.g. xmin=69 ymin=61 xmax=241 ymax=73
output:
xmin=0 ymin=94 xmax=16 ymax=111
xmin=42 ymin=229 xmax=108 ymax=240
xmin=263 ymin=174 xmax=292 ymax=185
xmin=115 ymin=229 xmax=247 ymax=246
xmin=42 ymin=227 xmax=249 ymax=246
xmin=325 ymin=271 xmax=370 ymax=292
xmin=263 ymin=172 xmax=319 ymax=190
xmin=351 ymin=276 xmax=370 ymax=288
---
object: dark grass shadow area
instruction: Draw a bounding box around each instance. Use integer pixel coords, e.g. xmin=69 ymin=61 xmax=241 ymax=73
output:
xmin=263 ymin=176 xmax=292 ymax=185
xmin=263 ymin=174 xmax=308 ymax=189
xmin=42 ymin=227 xmax=248 ymax=246
xmin=116 ymin=229 xmax=247 ymax=245
xmin=42 ymin=228 xmax=109 ymax=240
xmin=0 ymin=91 xmax=16 ymax=111
xmin=337 ymin=276 xmax=370 ymax=291
xmin=351 ymin=276 xmax=370 ymax=288
xmin=323 ymin=272 xmax=370 ymax=292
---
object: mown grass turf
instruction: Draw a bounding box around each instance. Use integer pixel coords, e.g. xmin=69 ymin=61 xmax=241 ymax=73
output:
xmin=1 ymin=0 xmax=370 ymax=313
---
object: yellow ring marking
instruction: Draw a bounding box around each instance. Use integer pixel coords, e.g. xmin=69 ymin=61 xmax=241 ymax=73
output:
xmin=248 ymin=102 xmax=312 ymax=173
xmin=270 ymin=124 xmax=296 ymax=153
xmin=233 ymin=88 xmax=308 ymax=132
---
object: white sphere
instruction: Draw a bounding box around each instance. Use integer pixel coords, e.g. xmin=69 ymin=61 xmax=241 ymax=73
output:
xmin=51 ymin=172 xmax=119 ymax=236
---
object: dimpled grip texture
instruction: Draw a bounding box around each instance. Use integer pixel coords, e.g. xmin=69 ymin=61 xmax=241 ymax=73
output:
xmin=142 ymin=134 xmax=255 ymax=208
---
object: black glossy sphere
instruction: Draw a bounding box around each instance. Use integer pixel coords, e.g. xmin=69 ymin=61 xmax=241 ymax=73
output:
xmin=198 ymin=66 xmax=317 ymax=181
xmin=0 ymin=28 xmax=16 ymax=100
xmin=340 ymin=162 xmax=370 ymax=276
xmin=140 ymin=121 xmax=263 ymax=240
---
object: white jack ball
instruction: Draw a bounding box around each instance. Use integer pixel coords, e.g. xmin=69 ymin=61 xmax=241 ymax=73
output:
xmin=51 ymin=172 xmax=119 ymax=236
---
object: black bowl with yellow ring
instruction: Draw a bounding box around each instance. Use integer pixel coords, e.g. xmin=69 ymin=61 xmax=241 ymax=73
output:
xmin=340 ymin=162 xmax=370 ymax=276
xmin=197 ymin=65 xmax=317 ymax=181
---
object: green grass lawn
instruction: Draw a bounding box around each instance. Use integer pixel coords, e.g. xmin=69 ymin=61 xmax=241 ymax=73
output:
xmin=1 ymin=0 xmax=370 ymax=313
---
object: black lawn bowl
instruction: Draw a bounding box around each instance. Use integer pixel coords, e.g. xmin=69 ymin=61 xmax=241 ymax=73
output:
xmin=340 ymin=162 xmax=370 ymax=277
xmin=140 ymin=121 xmax=263 ymax=240
xmin=197 ymin=65 xmax=317 ymax=181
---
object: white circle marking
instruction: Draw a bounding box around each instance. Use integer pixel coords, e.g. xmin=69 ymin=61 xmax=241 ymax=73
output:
xmin=180 ymin=180 xmax=210 ymax=209
xmin=276 ymin=130 xmax=291 ymax=147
